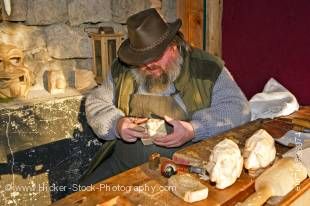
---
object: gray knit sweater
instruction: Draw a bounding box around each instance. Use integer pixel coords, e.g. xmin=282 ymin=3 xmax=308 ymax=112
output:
xmin=85 ymin=67 xmax=251 ymax=142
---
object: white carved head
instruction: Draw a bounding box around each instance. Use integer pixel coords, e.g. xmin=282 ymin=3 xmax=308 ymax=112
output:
xmin=243 ymin=129 xmax=276 ymax=170
xmin=206 ymin=139 xmax=243 ymax=189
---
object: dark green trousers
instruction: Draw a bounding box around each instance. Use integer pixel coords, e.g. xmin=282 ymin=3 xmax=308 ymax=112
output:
xmin=79 ymin=139 xmax=192 ymax=186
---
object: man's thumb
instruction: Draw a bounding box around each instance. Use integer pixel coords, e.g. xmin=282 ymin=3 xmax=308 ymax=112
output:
xmin=164 ymin=115 xmax=174 ymax=123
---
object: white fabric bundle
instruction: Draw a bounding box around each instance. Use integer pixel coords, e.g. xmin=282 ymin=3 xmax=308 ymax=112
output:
xmin=249 ymin=78 xmax=299 ymax=120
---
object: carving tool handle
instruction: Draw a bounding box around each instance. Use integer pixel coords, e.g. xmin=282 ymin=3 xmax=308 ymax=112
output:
xmin=292 ymin=118 xmax=310 ymax=129
xmin=241 ymin=186 xmax=273 ymax=206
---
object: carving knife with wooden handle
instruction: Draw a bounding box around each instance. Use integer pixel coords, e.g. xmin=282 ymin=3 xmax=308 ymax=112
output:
xmin=241 ymin=157 xmax=308 ymax=206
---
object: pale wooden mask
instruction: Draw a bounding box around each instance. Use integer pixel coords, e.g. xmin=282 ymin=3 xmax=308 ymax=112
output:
xmin=0 ymin=44 xmax=34 ymax=99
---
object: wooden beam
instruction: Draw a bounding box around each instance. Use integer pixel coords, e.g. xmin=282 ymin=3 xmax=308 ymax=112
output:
xmin=188 ymin=1 xmax=204 ymax=48
xmin=176 ymin=0 xmax=223 ymax=54
xmin=177 ymin=0 xmax=204 ymax=49
xmin=206 ymin=0 xmax=223 ymax=57
xmin=176 ymin=0 xmax=188 ymax=41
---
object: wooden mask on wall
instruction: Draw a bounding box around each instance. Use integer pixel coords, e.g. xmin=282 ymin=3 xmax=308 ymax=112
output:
xmin=0 ymin=44 xmax=34 ymax=99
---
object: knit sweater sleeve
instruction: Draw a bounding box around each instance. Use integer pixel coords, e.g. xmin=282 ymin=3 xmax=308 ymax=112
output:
xmin=85 ymin=75 xmax=124 ymax=140
xmin=190 ymin=67 xmax=251 ymax=142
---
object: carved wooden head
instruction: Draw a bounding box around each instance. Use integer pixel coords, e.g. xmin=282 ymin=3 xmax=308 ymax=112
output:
xmin=0 ymin=43 xmax=34 ymax=99
xmin=206 ymin=139 xmax=243 ymax=189
xmin=243 ymin=129 xmax=276 ymax=170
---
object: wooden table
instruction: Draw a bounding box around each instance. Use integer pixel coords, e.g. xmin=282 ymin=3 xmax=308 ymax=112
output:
xmin=52 ymin=107 xmax=310 ymax=206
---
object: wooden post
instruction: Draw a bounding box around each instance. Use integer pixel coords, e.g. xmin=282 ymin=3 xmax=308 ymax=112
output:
xmin=176 ymin=0 xmax=223 ymax=56
xmin=176 ymin=0 xmax=204 ymax=49
xmin=176 ymin=0 xmax=188 ymax=40
xmin=206 ymin=0 xmax=223 ymax=57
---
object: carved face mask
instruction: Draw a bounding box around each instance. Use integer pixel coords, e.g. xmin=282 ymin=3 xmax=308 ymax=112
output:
xmin=0 ymin=44 xmax=33 ymax=98
xmin=243 ymin=129 xmax=276 ymax=170
xmin=206 ymin=139 xmax=243 ymax=189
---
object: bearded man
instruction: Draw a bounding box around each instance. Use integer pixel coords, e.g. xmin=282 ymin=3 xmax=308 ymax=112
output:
xmin=81 ymin=8 xmax=251 ymax=185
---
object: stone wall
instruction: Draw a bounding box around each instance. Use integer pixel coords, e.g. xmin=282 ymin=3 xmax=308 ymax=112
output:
xmin=0 ymin=0 xmax=177 ymax=97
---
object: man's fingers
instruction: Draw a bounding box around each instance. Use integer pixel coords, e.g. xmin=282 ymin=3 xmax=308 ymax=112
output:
xmin=164 ymin=115 xmax=174 ymax=124
xmin=154 ymin=134 xmax=174 ymax=143
xmin=121 ymin=132 xmax=138 ymax=142
xmin=129 ymin=117 xmax=148 ymax=124
xmin=153 ymin=135 xmax=177 ymax=147
xmin=153 ymin=137 xmax=169 ymax=143
xmin=127 ymin=128 xmax=147 ymax=139
xmin=155 ymin=136 xmax=183 ymax=147
xmin=134 ymin=118 xmax=148 ymax=124
xmin=132 ymin=125 xmax=146 ymax=132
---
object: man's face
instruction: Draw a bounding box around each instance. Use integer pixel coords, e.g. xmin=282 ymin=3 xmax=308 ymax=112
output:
xmin=132 ymin=44 xmax=182 ymax=94
xmin=139 ymin=45 xmax=178 ymax=78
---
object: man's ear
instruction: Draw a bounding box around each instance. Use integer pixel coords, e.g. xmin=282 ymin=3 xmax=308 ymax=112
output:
xmin=168 ymin=44 xmax=178 ymax=58
xmin=171 ymin=44 xmax=178 ymax=52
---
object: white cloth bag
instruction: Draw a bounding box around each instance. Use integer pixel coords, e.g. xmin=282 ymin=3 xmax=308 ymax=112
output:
xmin=249 ymin=78 xmax=299 ymax=120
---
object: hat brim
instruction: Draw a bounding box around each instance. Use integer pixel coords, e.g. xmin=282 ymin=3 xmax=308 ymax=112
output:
xmin=118 ymin=19 xmax=182 ymax=66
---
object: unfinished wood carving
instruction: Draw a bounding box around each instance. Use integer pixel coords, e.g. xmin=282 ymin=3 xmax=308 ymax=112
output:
xmin=243 ymin=129 xmax=276 ymax=171
xmin=0 ymin=43 xmax=34 ymax=99
xmin=206 ymin=139 xmax=243 ymax=189
xmin=75 ymin=69 xmax=97 ymax=92
xmin=47 ymin=69 xmax=66 ymax=95
xmin=168 ymin=174 xmax=209 ymax=203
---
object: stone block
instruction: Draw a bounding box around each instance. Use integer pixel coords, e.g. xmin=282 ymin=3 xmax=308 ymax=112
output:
xmin=26 ymin=0 xmax=68 ymax=25
xmin=68 ymin=0 xmax=112 ymax=26
xmin=112 ymin=0 xmax=149 ymax=23
xmin=1 ymin=0 xmax=27 ymax=21
xmin=96 ymin=21 xmax=128 ymax=34
xmin=162 ymin=0 xmax=177 ymax=22
xmin=45 ymin=24 xmax=92 ymax=59
xmin=75 ymin=58 xmax=92 ymax=70
xmin=0 ymin=22 xmax=46 ymax=51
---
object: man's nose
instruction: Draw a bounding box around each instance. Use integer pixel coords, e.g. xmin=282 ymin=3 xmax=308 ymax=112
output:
xmin=145 ymin=58 xmax=161 ymax=67
xmin=144 ymin=63 xmax=154 ymax=70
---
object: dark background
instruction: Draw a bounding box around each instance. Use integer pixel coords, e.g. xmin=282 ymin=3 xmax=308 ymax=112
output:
xmin=223 ymin=0 xmax=309 ymax=105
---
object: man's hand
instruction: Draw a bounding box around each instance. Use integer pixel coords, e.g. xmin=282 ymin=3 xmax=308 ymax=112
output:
xmin=153 ymin=116 xmax=194 ymax=147
xmin=117 ymin=117 xmax=148 ymax=142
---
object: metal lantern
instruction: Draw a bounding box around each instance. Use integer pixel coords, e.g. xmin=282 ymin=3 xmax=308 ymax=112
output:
xmin=89 ymin=28 xmax=125 ymax=83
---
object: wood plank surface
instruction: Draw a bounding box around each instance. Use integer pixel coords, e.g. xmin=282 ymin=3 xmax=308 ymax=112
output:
xmin=52 ymin=109 xmax=310 ymax=206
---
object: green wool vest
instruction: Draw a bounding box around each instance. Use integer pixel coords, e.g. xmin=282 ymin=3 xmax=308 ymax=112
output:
xmin=111 ymin=48 xmax=224 ymax=117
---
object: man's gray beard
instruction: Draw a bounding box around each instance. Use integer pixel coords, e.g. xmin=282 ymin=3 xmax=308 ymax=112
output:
xmin=130 ymin=53 xmax=183 ymax=94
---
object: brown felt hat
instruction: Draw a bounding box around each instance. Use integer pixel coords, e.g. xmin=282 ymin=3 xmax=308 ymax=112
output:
xmin=118 ymin=8 xmax=182 ymax=66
